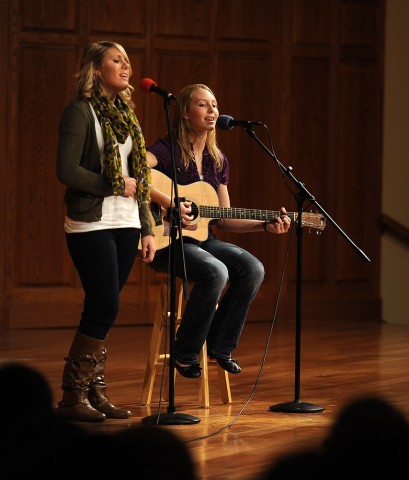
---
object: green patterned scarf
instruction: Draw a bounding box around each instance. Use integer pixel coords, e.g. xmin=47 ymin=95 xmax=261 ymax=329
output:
xmin=90 ymin=91 xmax=151 ymax=204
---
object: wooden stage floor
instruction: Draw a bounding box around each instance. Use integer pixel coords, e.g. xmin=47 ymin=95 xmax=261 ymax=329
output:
xmin=1 ymin=315 xmax=409 ymax=479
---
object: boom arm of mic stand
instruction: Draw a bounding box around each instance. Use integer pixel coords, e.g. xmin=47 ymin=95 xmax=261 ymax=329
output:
xmin=242 ymin=127 xmax=370 ymax=262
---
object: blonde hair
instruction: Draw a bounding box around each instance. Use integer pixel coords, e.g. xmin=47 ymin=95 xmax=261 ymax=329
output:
xmin=75 ymin=41 xmax=134 ymax=107
xmin=173 ymin=84 xmax=224 ymax=170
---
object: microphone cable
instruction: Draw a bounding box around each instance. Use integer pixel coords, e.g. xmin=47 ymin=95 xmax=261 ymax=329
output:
xmin=184 ymin=222 xmax=295 ymax=444
xmin=183 ymin=123 xmax=317 ymax=443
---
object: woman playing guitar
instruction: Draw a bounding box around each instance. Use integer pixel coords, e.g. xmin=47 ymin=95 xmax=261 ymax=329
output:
xmin=146 ymin=84 xmax=291 ymax=379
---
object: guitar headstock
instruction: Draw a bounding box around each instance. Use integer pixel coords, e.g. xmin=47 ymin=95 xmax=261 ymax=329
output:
xmin=300 ymin=212 xmax=326 ymax=231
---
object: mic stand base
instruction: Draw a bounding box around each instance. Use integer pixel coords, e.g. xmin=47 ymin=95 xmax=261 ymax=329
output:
xmin=269 ymin=400 xmax=324 ymax=413
xmin=142 ymin=411 xmax=201 ymax=425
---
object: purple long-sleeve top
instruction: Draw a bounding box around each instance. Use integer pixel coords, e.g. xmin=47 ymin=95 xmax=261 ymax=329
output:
xmin=147 ymin=137 xmax=229 ymax=239
xmin=147 ymin=137 xmax=229 ymax=190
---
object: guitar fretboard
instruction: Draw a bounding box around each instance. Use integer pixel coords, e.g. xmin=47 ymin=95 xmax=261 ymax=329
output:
xmin=198 ymin=206 xmax=298 ymax=222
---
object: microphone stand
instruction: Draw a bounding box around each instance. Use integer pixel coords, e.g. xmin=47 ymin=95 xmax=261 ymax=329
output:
xmin=241 ymin=125 xmax=370 ymax=413
xmin=142 ymin=96 xmax=200 ymax=425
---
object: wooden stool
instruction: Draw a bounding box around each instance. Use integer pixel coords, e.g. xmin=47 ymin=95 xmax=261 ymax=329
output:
xmin=141 ymin=275 xmax=232 ymax=408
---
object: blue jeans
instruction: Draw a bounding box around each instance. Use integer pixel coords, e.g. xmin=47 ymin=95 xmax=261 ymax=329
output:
xmin=150 ymin=237 xmax=265 ymax=363
xmin=66 ymin=228 xmax=140 ymax=340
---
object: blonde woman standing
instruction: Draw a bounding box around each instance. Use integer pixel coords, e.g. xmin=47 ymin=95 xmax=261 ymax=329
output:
xmin=56 ymin=41 xmax=155 ymax=422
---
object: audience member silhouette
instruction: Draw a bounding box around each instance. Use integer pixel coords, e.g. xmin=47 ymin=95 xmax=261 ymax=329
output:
xmin=259 ymin=395 xmax=409 ymax=479
xmin=0 ymin=361 xmax=197 ymax=479
xmin=323 ymin=395 xmax=409 ymax=478
xmin=0 ymin=361 xmax=90 ymax=479
xmin=258 ymin=448 xmax=329 ymax=479
xmin=97 ymin=423 xmax=198 ymax=479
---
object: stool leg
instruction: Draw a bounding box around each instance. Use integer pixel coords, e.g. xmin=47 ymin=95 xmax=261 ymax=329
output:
xmin=164 ymin=285 xmax=184 ymax=400
xmin=217 ymin=364 xmax=232 ymax=404
xmin=198 ymin=343 xmax=210 ymax=408
xmin=140 ymin=282 xmax=167 ymax=405
xmin=206 ymin=355 xmax=233 ymax=405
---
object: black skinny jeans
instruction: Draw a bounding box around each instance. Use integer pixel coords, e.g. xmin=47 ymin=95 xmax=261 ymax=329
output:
xmin=66 ymin=228 xmax=140 ymax=340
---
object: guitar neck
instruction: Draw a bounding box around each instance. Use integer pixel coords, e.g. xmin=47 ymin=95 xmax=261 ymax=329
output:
xmin=199 ymin=206 xmax=297 ymax=222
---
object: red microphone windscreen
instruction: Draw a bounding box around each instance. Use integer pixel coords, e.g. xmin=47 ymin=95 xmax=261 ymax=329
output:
xmin=140 ymin=77 xmax=157 ymax=94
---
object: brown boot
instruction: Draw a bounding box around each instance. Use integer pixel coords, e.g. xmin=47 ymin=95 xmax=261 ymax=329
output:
xmin=56 ymin=331 xmax=106 ymax=422
xmin=89 ymin=346 xmax=132 ymax=419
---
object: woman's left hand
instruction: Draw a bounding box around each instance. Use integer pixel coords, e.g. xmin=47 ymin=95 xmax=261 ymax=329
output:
xmin=265 ymin=207 xmax=292 ymax=234
xmin=140 ymin=235 xmax=156 ymax=262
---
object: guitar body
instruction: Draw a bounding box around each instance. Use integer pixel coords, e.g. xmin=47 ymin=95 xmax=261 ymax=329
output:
xmin=148 ymin=170 xmax=219 ymax=250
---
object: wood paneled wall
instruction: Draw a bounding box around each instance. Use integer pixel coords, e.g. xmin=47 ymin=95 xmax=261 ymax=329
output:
xmin=0 ymin=0 xmax=384 ymax=329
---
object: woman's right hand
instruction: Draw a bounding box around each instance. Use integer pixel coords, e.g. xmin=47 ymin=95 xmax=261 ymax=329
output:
xmin=179 ymin=200 xmax=193 ymax=224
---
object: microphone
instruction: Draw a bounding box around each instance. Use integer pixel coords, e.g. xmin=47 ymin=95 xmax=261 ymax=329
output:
xmin=216 ymin=114 xmax=264 ymax=130
xmin=140 ymin=78 xmax=177 ymax=100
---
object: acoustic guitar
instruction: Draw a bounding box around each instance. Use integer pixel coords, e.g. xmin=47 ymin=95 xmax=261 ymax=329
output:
xmin=146 ymin=169 xmax=326 ymax=250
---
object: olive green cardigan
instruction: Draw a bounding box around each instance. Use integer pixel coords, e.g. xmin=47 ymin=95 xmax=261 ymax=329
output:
xmin=56 ymin=100 xmax=153 ymax=237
